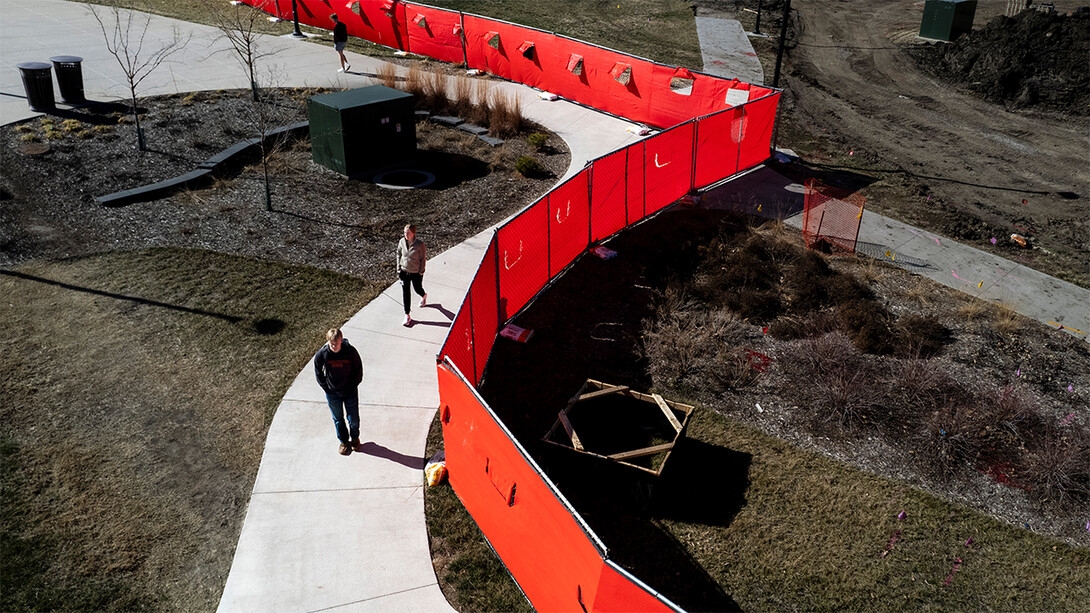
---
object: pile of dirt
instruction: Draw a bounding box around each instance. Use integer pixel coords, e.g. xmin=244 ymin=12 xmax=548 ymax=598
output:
xmin=913 ymin=9 xmax=1090 ymax=114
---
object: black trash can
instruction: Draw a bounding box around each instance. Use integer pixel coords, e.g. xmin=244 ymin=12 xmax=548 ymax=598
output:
xmin=50 ymin=55 xmax=85 ymax=104
xmin=17 ymin=62 xmax=55 ymax=112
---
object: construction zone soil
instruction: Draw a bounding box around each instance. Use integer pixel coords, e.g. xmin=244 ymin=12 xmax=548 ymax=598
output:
xmin=708 ymin=0 xmax=1090 ymax=289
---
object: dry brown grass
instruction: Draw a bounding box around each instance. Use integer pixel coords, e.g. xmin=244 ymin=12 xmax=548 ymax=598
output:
xmin=452 ymin=74 xmax=475 ymax=118
xmin=901 ymin=276 xmax=933 ymax=306
xmin=992 ymin=301 xmax=1023 ymax=335
xmin=957 ymin=297 xmax=989 ymax=321
xmin=468 ymin=80 xmax=491 ymax=125
xmin=404 ymin=65 xmax=426 ymax=100
xmin=374 ymin=63 xmax=398 ymax=89
xmin=423 ymin=69 xmax=449 ymax=113
xmin=487 ymin=88 xmax=524 ymax=138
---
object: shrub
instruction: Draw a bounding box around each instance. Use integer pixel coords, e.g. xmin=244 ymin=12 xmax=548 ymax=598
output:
xmin=422 ymin=69 xmax=449 ymax=113
xmin=838 ymin=299 xmax=895 ymax=354
xmin=527 ymin=132 xmax=547 ymax=150
xmin=19 ymin=133 xmax=40 ymax=143
xmin=13 ymin=123 xmax=34 ymax=134
xmin=781 ymin=332 xmax=884 ymax=432
xmin=76 ymin=129 xmax=94 ymax=140
xmin=452 ymin=74 xmax=474 ymax=118
xmin=514 ymin=155 xmax=544 ymax=178
xmin=404 ymin=65 xmax=426 ymax=102
xmin=897 ymin=314 xmax=951 ymax=358
xmin=375 ymin=63 xmax=398 ymax=89
xmin=488 ymin=89 xmax=523 ymax=137
xmin=1024 ymin=425 xmax=1090 ymax=504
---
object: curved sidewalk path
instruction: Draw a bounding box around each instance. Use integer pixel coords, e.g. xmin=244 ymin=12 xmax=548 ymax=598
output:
xmin=3 ymin=3 xmax=1086 ymax=612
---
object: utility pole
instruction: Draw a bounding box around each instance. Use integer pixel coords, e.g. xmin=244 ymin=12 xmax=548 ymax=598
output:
xmin=772 ymin=0 xmax=791 ymax=88
xmin=291 ymin=0 xmax=305 ymax=38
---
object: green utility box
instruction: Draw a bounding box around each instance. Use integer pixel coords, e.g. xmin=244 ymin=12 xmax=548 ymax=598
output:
xmin=308 ymin=85 xmax=416 ymax=176
xmin=919 ymin=0 xmax=977 ymax=41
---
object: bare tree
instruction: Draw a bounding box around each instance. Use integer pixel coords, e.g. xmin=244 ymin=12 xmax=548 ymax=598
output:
xmin=85 ymin=2 xmax=189 ymax=150
xmin=203 ymin=0 xmax=295 ymax=211
xmin=205 ymin=0 xmax=280 ymax=102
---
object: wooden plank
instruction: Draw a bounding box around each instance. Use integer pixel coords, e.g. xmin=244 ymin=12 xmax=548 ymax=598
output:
xmin=608 ymin=442 xmax=674 ymax=461
xmin=557 ymin=411 xmax=583 ymax=451
xmin=577 ymin=385 xmax=629 ymax=402
xmin=653 ymin=393 xmax=683 ymax=432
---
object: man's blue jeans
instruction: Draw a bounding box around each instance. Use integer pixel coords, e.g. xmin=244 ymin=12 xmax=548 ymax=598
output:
xmin=325 ymin=388 xmax=360 ymax=444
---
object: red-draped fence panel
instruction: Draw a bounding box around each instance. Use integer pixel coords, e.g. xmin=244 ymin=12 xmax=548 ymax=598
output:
xmin=547 ymin=171 xmax=591 ymax=278
xmin=694 ymin=105 xmax=743 ymax=189
xmin=438 ymin=363 xmax=620 ymax=611
xmin=589 ymin=149 xmax=629 ymax=243
xmin=404 ymin=4 xmax=464 ymax=64
xmin=736 ymin=92 xmax=779 ymax=171
xmin=496 ymin=198 xmax=549 ymax=323
xmin=469 ymin=237 xmax=499 ymax=387
xmin=643 ymin=121 xmax=696 ymax=214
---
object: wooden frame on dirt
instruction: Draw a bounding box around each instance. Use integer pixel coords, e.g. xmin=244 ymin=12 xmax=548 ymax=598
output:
xmin=542 ymin=379 xmax=694 ymax=476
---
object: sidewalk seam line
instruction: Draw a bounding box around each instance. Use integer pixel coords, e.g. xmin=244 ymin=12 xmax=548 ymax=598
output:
xmin=303 ymin=582 xmax=439 ymax=612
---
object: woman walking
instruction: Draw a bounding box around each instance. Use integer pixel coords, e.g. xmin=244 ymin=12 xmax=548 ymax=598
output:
xmin=397 ymin=223 xmax=427 ymax=326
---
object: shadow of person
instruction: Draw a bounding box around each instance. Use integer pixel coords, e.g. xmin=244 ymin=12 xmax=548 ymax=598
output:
xmin=407 ymin=319 xmax=451 ymax=329
xmin=357 ymin=442 xmax=425 ymax=469
xmin=423 ymin=302 xmax=455 ymax=321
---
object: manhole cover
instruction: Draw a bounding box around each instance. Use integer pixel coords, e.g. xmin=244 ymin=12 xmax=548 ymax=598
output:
xmin=372 ymin=169 xmax=435 ymax=190
xmin=20 ymin=142 xmax=50 ymax=156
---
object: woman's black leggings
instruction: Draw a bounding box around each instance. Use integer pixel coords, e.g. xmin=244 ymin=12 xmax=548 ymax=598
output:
xmin=399 ymin=271 xmax=425 ymax=314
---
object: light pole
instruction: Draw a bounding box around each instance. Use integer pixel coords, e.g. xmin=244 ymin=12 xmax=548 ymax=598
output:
xmin=291 ymin=0 xmax=305 ymax=38
xmin=772 ymin=0 xmax=790 ymax=88
xmin=754 ymin=0 xmax=763 ymax=35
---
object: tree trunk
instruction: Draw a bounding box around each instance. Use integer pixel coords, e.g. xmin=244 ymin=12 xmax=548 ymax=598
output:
xmin=130 ymin=88 xmax=145 ymax=151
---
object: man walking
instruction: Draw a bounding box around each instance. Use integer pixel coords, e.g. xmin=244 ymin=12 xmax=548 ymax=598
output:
xmin=314 ymin=328 xmax=363 ymax=455
xmin=330 ymin=13 xmax=350 ymax=72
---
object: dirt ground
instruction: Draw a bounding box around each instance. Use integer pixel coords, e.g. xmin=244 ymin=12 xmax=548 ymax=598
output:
xmin=702 ymin=0 xmax=1089 ymax=288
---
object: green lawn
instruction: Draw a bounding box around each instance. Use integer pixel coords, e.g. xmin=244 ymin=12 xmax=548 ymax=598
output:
xmin=1 ymin=248 xmax=380 ymax=611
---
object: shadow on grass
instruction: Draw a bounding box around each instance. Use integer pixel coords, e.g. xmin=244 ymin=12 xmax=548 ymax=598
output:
xmin=542 ymin=438 xmax=750 ymax=611
xmin=0 ymin=270 xmax=242 ymax=323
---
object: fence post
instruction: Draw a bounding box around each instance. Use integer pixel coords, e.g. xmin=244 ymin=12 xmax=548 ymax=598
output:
xmin=690 ymin=120 xmax=698 ymax=192
xmin=494 ymin=230 xmax=503 ymax=332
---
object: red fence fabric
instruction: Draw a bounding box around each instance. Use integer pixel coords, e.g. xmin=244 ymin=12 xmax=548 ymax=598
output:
xmin=593 ymin=561 xmax=680 ymax=612
xmin=469 ymin=237 xmax=500 ymax=386
xmin=497 ymin=199 xmax=549 ymax=322
xmin=802 ymin=178 xmax=865 ymax=253
xmin=643 ymin=122 xmax=696 ymax=215
xmin=404 ymin=4 xmax=464 ymax=64
xmin=736 ymin=93 xmax=779 ymax=171
xmin=693 ymin=106 xmax=743 ymax=189
xmin=438 ymin=363 xmax=609 ymax=611
xmin=547 ymin=171 xmax=591 ymax=277
xmin=589 ymin=150 xmax=629 ymax=243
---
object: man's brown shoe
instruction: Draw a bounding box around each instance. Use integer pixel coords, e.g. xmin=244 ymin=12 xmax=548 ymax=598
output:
xmin=338 ymin=442 xmax=351 ymax=456
xmin=350 ymin=438 xmax=362 ymax=451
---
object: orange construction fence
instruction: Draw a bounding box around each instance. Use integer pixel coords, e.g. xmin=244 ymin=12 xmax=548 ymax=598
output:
xmin=802 ymin=178 xmax=866 ymax=253
xmin=246 ymin=0 xmax=776 ymax=128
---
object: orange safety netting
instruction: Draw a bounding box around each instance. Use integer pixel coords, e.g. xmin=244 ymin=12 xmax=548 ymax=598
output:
xmin=802 ymin=178 xmax=866 ymax=253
